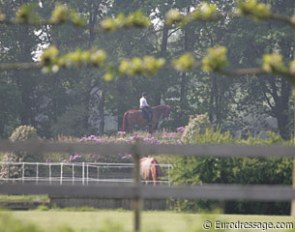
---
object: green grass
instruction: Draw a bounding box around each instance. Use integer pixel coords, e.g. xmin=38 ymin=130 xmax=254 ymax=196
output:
xmin=7 ymin=210 xmax=295 ymax=232
xmin=0 ymin=195 xmax=48 ymax=202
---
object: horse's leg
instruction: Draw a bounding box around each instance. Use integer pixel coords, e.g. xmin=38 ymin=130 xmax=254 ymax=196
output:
xmin=148 ymin=124 xmax=153 ymax=134
xmin=145 ymin=168 xmax=149 ymax=185
xmin=149 ymin=110 xmax=153 ymax=134
xmin=130 ymin=120 xmax=135 ymax=132
xmin=151 ymin=163 xmax=157 ymax=186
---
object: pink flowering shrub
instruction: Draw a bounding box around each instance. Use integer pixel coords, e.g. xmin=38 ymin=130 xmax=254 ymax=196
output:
xmin=80 ymin=130 xmax=182 ymax=145
xmin=75 ymin=130 xmax=183 ymax=162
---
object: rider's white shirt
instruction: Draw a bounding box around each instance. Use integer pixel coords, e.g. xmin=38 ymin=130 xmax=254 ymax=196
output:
xmin=140 ymin=97 xmax=149 ymax=108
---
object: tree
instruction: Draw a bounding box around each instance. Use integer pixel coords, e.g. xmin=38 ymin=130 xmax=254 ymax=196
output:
xmin=222 ymin=0 xmax=295 ymax=139
xmin=0 ymin=1 xmax=42 ymax=136
xmin=0 ymin=0 xmax=294 ymax=138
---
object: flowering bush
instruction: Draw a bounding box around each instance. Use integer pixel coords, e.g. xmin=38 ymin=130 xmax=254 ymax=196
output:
xmin=181 ymin=113 xmax=210 ymax=144
xmin=55 ymin=130 xmax=184 ymax=163
xmin=80 ymin=130 xmax=182 ymax=145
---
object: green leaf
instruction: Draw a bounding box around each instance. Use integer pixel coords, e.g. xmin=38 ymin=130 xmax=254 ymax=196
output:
xmin=40 ymin=46 xmax=59 ymax=66
xmin=118 ymin=56 xmax=165 ymax=76
xmin=190 ymin=3 xmax=218 ymax=21
xmin=103 ymin=72 xmax=114 ymax=82
xmin=90 ymin=50 xmax=107 ymax=67
xmin=125 ymin=11 xmax=151 ymax=28
xmin=238 ymin=0 xmax=271 ymax=20
xmin=172 ymin=53 xmax=196 ymax=72
xmin=202 ymin=46 xmax=228 ymax=72
xmin=50 ymin=4 xmax=68 ymax=24
xmin=262 ymin=53 xmax=288 ymax=74
xmin=49 ymin=4 xmax=85 ymax=26
xmin=15 ymin=4 xmax=41 ymax=24
xmin=101 ymin=11 xmax=150 ymax=31
xmin=165 ymin=9 xmax=185 ymax=25
xmin=100 ymin=18 xmax=117 ymax=31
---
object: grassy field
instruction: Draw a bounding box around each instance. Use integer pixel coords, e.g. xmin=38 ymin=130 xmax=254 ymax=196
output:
xmin=5 ymin=210 xmax=295 ymax=232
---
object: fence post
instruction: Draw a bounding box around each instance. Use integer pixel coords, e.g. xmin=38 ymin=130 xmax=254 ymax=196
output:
xmin=72 ymin=163 xmax=75 ymax=185
xmin=132 ymin=141 xmax=142 ymax=232
xmin=86 ymin=163 xmax=89 ymax=185
xmin=36 ymin=162 xmax=39 ymax=184
xmin=60 ymin=163 xmax=63 ymax=185
xmin=22 ymin=162 xmax=25 ymax=183
xmin=82 ymin=162 xmax=85 ymax=185
xmin=97 ymin=166 xmax=100 ymax=181
xmin=168 ymin=164 xmax=171 ymax=187
xmin=7 ymin=162 xmax=10 ymax=181
xmin=49 ymin=163 xmax=52 ymax=184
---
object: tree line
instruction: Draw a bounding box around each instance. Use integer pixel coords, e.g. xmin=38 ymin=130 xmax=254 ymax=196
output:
xmin=0 ymin=0 xmax=294 ymax=140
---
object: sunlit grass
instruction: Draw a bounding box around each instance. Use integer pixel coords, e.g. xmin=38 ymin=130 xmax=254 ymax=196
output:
xmin=9 ymin=210 xmax=295 ymax=232
xmin=0 ymin=195 xmax=48 ymax=202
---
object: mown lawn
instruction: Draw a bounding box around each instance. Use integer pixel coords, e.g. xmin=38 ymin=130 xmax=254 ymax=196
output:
xmin=8 ymin=210 xmax=295 ymax=232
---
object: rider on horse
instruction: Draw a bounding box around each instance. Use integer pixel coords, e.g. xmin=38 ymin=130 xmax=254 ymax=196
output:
xmin=140 ymin=92 xmax=152 ymax=123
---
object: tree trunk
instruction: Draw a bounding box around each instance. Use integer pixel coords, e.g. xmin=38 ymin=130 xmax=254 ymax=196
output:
xmin=87 ymin=1 xmax=106 ymax=134
xmin=16 ymin=26 xmax=36 ymax=126
xmin=178 ymin=8 xmax=194 ymax=125
xmin=99 ymin=90 xmax=105 ymax=134
xmin=209 ymin=74 xmax=220 ymax=123
xmin=259 ymin=76 xmax=291 ymax=140
xmin=154 ymin=25 xmax=169 ymax=106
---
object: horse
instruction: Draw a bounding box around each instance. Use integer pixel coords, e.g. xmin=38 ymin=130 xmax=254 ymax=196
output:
xmin=122 ymin=105 xmax=170 ymax=133
xmin=140 ymin=156 xmax=162 ymax=186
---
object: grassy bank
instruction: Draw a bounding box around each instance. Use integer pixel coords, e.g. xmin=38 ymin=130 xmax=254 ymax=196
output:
xmin=5 ymin=210 xmax=295 ymax=232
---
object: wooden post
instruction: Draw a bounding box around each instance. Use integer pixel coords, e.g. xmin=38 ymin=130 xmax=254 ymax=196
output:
xmin=36 ymin=162 xmax=39 ymax=184
xmin=72 ymin=163 xmax=75 ymax=185
xmin=82 ymin=162 xmax=85 ymax=185
xmin=22 ymin=162 xmax=25 ymax=183
xmin=60 ymin=163 xmax=63 ymax=185
xmin=49 ymin=163 xmax=52 ymax=184
xmin=132 ymin=142 xmax=142 ymax=232
xmin=291 ymin=98 xmax=295 ymax=216
xmin=291 ymin=8 xmax=295 ymax=215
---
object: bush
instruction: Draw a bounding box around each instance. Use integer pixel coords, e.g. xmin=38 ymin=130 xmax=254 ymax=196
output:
xmin=9 ymin=125 xmax=38 ymax=142
xmin=181 ymin=113 xmax=211 ymax=144
xmin=0 ymin=125 xmax=42 ymax=179
xmin=170 ymin=115 xmax=292 ymax=214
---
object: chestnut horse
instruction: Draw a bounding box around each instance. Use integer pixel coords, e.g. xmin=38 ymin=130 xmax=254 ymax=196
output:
xmin=140 ymin=156 xmax=162 ymax=186
xmin=122 ymin=105 xmax=170 ymax=133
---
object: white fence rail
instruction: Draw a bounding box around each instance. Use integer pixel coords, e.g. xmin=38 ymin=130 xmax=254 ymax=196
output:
xmin=0 ymin=161 xmax=172 ymax=185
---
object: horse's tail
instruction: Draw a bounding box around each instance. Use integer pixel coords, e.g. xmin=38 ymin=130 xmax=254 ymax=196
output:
xmin=122 ymin=112 xmax=129 ymax=131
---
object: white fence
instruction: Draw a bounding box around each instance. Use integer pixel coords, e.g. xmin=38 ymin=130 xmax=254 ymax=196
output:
xmin=0 ymin=161 xmax=172 ymax=185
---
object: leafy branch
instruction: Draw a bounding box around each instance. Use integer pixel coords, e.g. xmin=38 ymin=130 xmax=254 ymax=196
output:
xmin=0 ymin=3 xmax=85 ymax=27
xmin=0 ymin=46 xmax=294 ymax=91
xmin=1 ymin=0 xmax=295 ymax=96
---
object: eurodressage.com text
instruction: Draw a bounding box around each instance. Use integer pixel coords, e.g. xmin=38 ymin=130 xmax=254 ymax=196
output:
xmin=202 ymin=220 xmax=294 ymax=231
